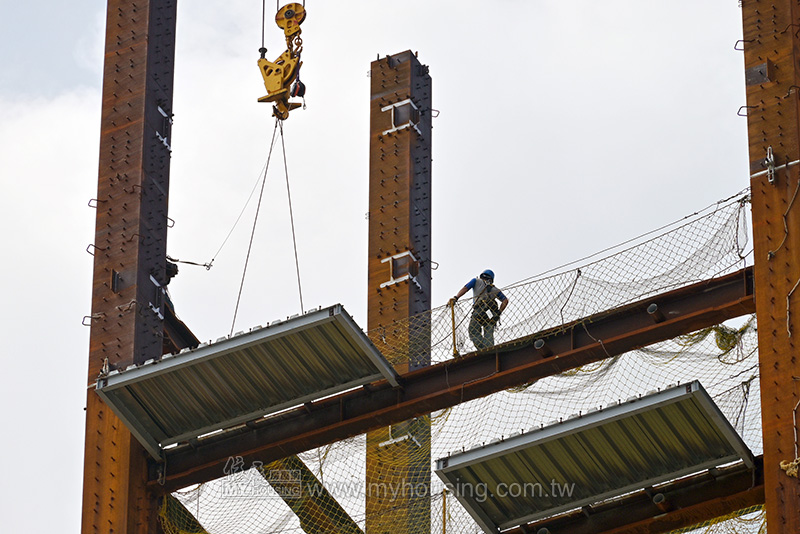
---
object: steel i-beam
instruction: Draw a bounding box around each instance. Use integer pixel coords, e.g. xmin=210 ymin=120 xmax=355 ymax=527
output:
xmin=153 ymin=268 xmax=754 ymax=492
xmin=82 ymin=1 xmax=178 ymax=532
xmin=741 ymin=0 xmax=800 ymax=530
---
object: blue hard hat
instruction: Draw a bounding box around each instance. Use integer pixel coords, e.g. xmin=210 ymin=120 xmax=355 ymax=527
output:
xmin=480 ymin=269 xmax=495 ymax=281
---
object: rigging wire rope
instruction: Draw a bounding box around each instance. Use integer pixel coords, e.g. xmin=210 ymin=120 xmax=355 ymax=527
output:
xmin=277 ymin=0 xmax=306 ymax=10
xmin=261 ymin=0 xmax=266 ymax=50
xmin=229 ymin=120 xmax=306 ymax=335
xmin=279 ymin=120 xmax=305 ymax=313
xmin=165 ymin=156 xmax=271 ymax=271
xmin=173 ymin=0 xmax=309 ymax=271
xmin=209 ymin=159 xmax=270 ymax=267
xmin=186 ymin=0 xmax=271 ymax=270
xmin=509 ymin=186 xmax=752 ymax=288
xmin=230 ymin=119 xmax=280 ymax=336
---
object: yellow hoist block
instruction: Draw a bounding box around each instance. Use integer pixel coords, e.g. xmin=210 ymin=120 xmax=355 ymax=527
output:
xmin=258 ymin=3 xmax=306 ymax=120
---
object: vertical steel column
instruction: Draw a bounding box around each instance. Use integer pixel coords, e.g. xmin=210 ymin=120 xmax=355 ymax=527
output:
xmin=366 ymin=51 xmax=432 ymax=534
xmin=82 ymin=1 xmax=178 ymax=532
xmin=742 ymin=0 xmax=800 ymax=531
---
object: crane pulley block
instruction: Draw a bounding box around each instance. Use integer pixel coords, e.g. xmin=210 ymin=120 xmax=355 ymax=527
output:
xmin=258 ymin=3 xmax=306 ymax=120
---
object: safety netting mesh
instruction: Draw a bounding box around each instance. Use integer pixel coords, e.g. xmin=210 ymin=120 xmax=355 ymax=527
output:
xmin=667 ymin=505 xmax=765 ymax=534
xmin=371 ymin=191 xmax=751 ymax=365
xmin=160 ymin=191 xmax=766 ymax=534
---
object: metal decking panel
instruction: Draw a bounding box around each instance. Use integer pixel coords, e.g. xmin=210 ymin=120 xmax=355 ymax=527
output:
xmin=96 ymin=305 xmax=398 ymax=459
xmin=434 ymin=381 xmax=753 ymax=533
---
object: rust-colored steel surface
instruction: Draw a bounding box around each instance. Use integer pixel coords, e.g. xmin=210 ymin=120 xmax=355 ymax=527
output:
xmin=742 ymin=0 xmax=800 ymax=530
xmin=266 ymin=456 xmax=364 ymax=533
xmin=365 ymin=51 xmax=433 ymax=534
xmin=154 ymin=268 xmax=755 ymax=491
xmin=512 ymin=457 xmax=764 ymax=534
xmin=82 ymin=0 xmax=178 ymax=532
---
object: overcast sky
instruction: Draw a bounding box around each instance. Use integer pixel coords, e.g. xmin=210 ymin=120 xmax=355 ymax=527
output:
xmin=0 ymin=1 xmax=749 ymax=532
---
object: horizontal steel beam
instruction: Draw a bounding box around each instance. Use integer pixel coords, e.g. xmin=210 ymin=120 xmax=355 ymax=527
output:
xmin=152 ymin=268 xmax=754 ymax=490
xmin=509 ymin=456 xmax=764 ymax=534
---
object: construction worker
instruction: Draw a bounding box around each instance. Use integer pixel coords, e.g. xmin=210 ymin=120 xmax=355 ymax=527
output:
xmin=450 ymin=269 xmax=509 ymax=350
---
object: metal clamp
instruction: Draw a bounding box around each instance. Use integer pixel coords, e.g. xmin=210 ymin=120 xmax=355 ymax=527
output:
xmin=737 ymin=105 xmax=757 ymax=117
xmin=780 ymin=23 xmax=800 ymax=37
xmin=784 ymin=85 xmax=800 ymax=99
xmin=82 ymin=312 xmax=106 ymax=326
xmin=766 ymin=146 xmax=776 ymax=184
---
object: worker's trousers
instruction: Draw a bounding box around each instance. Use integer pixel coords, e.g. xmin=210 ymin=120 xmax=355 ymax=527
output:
xmin=469 ymin=315 xmax=495 ymax=351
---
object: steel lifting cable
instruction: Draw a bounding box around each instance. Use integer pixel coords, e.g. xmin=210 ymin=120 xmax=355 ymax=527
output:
xmin=165 ymin=159 xmax=272 ymax=272
xmin=170 ymin=0 xmax=284 ymax=272
xmin=508 ymin=187 xmax=752 ymax=288
xmin=277 ymin=0 xmax=305 ymax=10
xmin=230 ymin=120 xmax=305 ymax=334
xmin=208 ymin=159 xmax=270 ymax=267
xmin=261 ymin=0 xmax=266 ymax=51
xmin=279 ymin=120 xmax=305 ymax=313
xmin=231 ymin=119 xmax=280 ymax=336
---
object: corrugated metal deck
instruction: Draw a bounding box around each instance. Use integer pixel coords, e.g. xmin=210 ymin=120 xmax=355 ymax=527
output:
xmin=435 ymin=381 xmax=753 ymax=533
xmin=96 ymin=304 xmax=398 ymax=459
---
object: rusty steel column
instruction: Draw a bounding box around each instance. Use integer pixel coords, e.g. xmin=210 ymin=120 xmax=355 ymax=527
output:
xmin=742 ymin=0 xmax=800 ymax=530
xmin=81 ymin=1 xmax=178 ymax=532
xmin=366 ymin=51 xmax=432 ymax=534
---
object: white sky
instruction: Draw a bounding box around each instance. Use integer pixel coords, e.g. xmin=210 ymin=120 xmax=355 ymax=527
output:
xmin=0 ymin=1 xmax=748 ymax=532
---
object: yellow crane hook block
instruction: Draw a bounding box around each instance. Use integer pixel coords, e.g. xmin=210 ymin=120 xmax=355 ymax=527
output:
xmin=258 ymin=3 xmax=306 ymax=120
